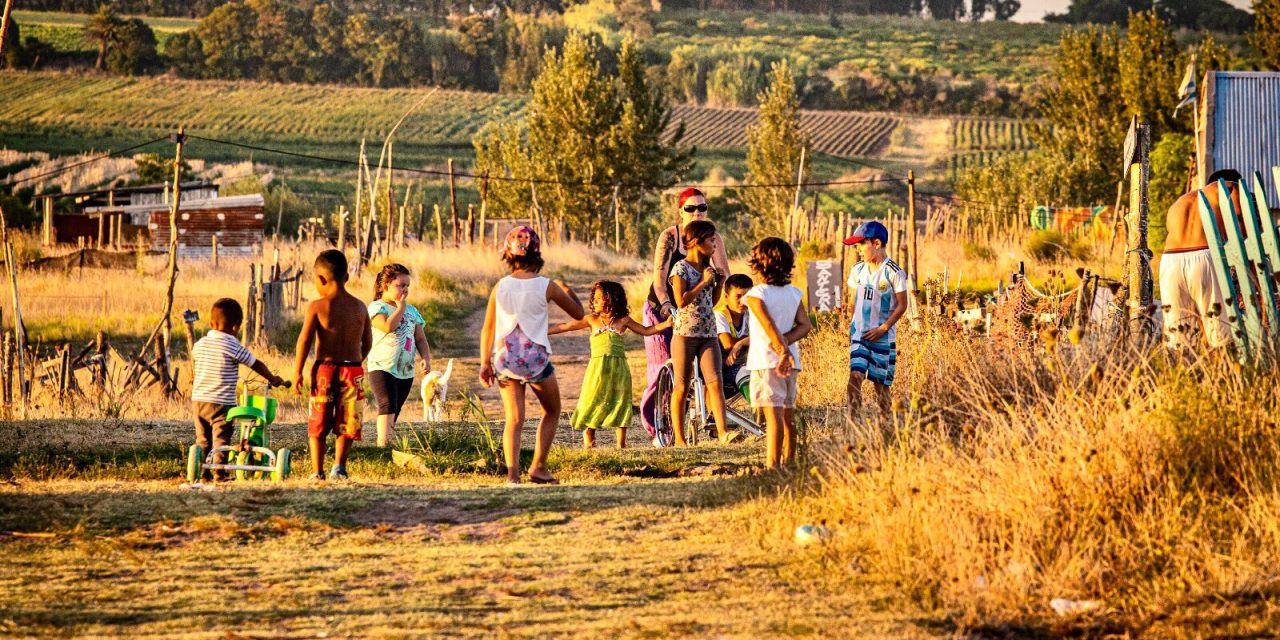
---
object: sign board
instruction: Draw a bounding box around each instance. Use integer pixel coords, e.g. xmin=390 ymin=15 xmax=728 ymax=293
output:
xmin=806 ymin=259 xmax=842 ymax=313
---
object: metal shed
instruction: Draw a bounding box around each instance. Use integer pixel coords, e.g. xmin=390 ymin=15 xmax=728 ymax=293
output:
xmin=1200 ymin=71 xmax=1280 ymax=201
xmin=86 ymin=194 xmax=266 ymax=259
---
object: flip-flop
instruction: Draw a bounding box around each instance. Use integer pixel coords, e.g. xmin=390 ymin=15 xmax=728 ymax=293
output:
xmin=528 ymin=475 xmax=560 ymax=485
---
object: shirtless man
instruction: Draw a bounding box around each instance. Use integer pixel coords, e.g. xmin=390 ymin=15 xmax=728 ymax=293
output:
xmin=1160 ymin=169 xmax=1241 ymax=349
xmin=294 ymin=249 xmax=373 ymax=481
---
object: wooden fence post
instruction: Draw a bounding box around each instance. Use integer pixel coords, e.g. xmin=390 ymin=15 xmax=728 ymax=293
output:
xmin=212 ymin=235 xmax=219 ymax=268
xmin=466 ymin=204 xmax=474 ymax=245
xmin=448 ymin=159 xmax=459 ymax=245
xmin=434 ymin=204 xmax=443 ymax=251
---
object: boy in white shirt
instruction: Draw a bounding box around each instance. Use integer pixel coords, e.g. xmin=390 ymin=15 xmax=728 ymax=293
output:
xmin=714 ymin=273 xmax=753 ymax=401
xmin=842 ymin=221 xmax=909 ymax=425
xmin=743 ymin=238 xmax=812 ymax=469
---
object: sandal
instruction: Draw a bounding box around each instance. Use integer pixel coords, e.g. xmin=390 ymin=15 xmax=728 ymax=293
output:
xmin=720 ymin=431 xmax=743 ymax=445
xmin=528 ymin=474 xmax=560 ymax=485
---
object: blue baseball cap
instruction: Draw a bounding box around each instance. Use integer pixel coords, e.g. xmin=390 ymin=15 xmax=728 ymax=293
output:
xmin=842 ymin=220 xmax=889 ymax=245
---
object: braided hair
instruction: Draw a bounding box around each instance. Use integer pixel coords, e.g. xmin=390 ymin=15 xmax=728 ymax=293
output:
xmin=373 ymin=263 xmax=411 ymax=300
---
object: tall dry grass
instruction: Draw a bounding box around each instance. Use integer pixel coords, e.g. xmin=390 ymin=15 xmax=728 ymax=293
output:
xmin=793 ymin=311 xmax=1280 ymax=633
xmin=2 ymin=236 xmax=640 ymax=421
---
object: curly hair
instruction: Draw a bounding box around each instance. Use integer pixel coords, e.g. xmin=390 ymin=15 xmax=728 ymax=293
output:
xmin=682 ymin=219 xmax=717 ymax=251
xmin=748 ymin=237 xmax=795 ymax=286
xmin=373 ymin=263 xmax=411 ymax=300
xmin=590 ymin=280 xmax=629 ymax=321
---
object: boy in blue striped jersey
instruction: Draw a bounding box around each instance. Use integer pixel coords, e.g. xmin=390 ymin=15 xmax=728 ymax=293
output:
xmin=842 ymin=221 xmax=908 ymax=425
xmin=191 ymin=298 xmax=287 ymax=481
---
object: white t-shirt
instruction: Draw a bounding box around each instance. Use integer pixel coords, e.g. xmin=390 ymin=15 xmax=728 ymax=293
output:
xmin=847 ymin=259 xmax=909 ymax=343
xmin=744 ymin=284 xmax=803 ymax=371
xmin=713 ymin=305 xmax=750 ymax=340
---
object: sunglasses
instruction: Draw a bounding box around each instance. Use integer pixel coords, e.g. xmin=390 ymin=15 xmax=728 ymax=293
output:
xmin=682 ymin=203 xmax=709 ymax=213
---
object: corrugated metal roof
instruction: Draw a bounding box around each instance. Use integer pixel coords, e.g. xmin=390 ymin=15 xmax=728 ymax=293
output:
xmin=84 ymin=194 xmax=265 ymax=214
xmin=1210 ymin=71 xmax=1280 ymax=205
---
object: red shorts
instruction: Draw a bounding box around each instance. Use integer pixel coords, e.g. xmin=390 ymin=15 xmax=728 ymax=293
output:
xmin=308 ymin=362 xmax=364 ymax=440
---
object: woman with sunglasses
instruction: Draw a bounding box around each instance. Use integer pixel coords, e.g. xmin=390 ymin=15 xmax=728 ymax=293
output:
xmin=639 ymin=187 xmax=730 ymax=443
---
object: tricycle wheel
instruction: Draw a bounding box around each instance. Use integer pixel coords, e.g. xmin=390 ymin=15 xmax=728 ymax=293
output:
xmin=235 ymin=450 xmax=259 ymax=481
xmin=186 ymin=445 xmax=203 ymax=483
xmin=272 ymin=448 xmax=291 ymax=482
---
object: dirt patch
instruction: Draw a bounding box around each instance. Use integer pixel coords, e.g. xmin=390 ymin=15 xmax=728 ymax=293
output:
xmin=352 ymin=498 xmax=519 ymax=528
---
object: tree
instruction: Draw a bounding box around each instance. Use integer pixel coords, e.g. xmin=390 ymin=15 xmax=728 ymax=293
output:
xmin=162 ymin=30 xmax=205 ymax=77
xmin=1119 ymin=11 xmax=1180 ymax=133
xmin=197 ymin=2 xmax=258 ymax=79
xmin=246 ymin=0 xmax=312 ymax=83
xmin=134 ymin=153 xmax=193 ymax=184
xmin=1253 ymin=0 xmax=1280 ymax=69
xmin=474 ymin=32 xmax=690 ymax=245
xmin=743 ymin=60 xmax=809 ymax=235
xmin=83 ymin=5 xmax=124 ymax=70
xmin=105 ymin=18 xmax=159 ymax=75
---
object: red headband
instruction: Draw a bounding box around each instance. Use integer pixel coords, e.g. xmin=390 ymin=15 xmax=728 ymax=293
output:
xmin=677 ymin=187 xmax=704 ymax=209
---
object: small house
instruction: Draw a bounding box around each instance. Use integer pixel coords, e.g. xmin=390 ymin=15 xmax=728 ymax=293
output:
xmin=85 ymin=194 xmax=266 ymax=259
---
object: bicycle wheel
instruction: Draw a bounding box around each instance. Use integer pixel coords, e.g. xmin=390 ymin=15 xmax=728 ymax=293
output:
xmin=653 ymin=363 xmax=675 ymax=447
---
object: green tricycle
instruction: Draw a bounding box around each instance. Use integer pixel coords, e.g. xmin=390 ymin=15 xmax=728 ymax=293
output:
xmin=186 ymin=378 xmax=293 ymax=483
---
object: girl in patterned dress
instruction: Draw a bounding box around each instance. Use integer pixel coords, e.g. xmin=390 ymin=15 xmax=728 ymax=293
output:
xmin=669 ymin=220 xmax=740 ymax=446
xmin=551 ymin=281 xmax=670 ymax=449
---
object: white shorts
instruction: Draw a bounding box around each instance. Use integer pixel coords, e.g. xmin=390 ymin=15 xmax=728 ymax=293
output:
xmin=1158 ymin=248 xmax=1230 ymax=349
xmin=750 ymin=369 xmax=799 ymax=409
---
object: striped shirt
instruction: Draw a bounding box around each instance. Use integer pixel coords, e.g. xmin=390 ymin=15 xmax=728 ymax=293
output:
xmin=191 ymin=329 xmax=256 ymax=405
xmin=847 ymin=259 xmax=908 ymax=344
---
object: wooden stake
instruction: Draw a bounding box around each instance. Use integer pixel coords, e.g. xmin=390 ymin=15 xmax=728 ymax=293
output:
xmin=448 ymin=158 xmax=459 ymax=245
xmin=610 ymin=184 xmax=621 ymax=252
xmin=212 ymin=235 xmax=219 ymax=268
xmin=4 ymin=244 xmax=25 ymax=416
xmin=433 ymin=203 xmax=443 ymax=251
xmin=157 ymin=127 xmax=186 ymax=393
xmin=908 ymin=170 xmax=918 ymax=293
xmin=466 ymin=204 xmax=474 ymax=245
xmin=478 ymin=172 xmax=489 ymax=248
xmin=0 ymin=0 xmax=15 ymax=59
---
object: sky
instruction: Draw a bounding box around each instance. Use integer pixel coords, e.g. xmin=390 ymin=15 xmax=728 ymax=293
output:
xmin=1012 ymin=0 xmax=1255 ymax=22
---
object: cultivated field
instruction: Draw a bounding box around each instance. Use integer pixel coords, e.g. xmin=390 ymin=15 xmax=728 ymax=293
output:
xmin=670 ymin=104 xmax=900 ymax=158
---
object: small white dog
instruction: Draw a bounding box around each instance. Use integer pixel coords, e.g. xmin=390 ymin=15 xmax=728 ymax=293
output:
xmin=420 ymin=358 xmax=454 ymax=422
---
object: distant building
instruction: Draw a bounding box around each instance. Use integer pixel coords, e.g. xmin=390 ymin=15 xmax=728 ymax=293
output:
xmin=1199 ymin=71 xmax=1280 ymax=202
xmin=84 ymin=194 xmax=266 ymax=258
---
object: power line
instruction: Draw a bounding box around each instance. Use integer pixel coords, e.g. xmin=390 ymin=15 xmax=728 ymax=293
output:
xmin=185 ymin=134 xmax=906 ymax=190
xmin=6 ymin=137 xmax=171 ymax=186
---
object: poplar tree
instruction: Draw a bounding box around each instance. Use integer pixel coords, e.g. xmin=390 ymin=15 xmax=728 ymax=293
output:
xmin=743 ymin=60 xmax=809 ymax=236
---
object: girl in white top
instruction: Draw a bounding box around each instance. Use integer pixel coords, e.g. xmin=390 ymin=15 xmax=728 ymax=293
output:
xmin=479 ymin=226 xmax=584 ymax=485
xmin=743 ymin=237 xmax=812 ymax=469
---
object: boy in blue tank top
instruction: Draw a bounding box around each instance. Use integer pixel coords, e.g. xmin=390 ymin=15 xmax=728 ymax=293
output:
xmin=842 ymin=221 xmax=909 ymax=425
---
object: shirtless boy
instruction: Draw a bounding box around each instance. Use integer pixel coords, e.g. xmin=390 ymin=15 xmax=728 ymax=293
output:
xmin=294 ymin=250 xmax=372 ymax=481
xmin=1160 ymin=169 xmax=1241 ymax=349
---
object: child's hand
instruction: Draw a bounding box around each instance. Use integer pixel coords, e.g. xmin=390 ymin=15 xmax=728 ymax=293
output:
xmin=479 ymin=363 xmax=496 ymax=388
xmin=700 ymin=266 xmax=717 ymax=285
xmin=395 ymin=290 xmax=408 ymax=307
xmin=862 ymin=325 xmax=889 ymax=342
xmin=775 ymin=352 xmax=795 ymax=377
xmin=292 ymin=373 xmax=306 ymax=394
xmin=269 ymin=374 xmax=288 ymax=388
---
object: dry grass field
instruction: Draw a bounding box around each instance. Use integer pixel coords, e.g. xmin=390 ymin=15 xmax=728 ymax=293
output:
xmin=2 ymin=228 xmax=1279 ymax=637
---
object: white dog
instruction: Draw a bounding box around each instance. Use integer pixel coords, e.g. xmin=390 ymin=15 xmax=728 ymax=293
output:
xmin=420 ymin=358 xmax=454 ymax=422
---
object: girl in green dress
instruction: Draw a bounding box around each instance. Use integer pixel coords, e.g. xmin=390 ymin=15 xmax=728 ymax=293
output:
xmin=551 ymin=281 xmax=670 ymax=449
